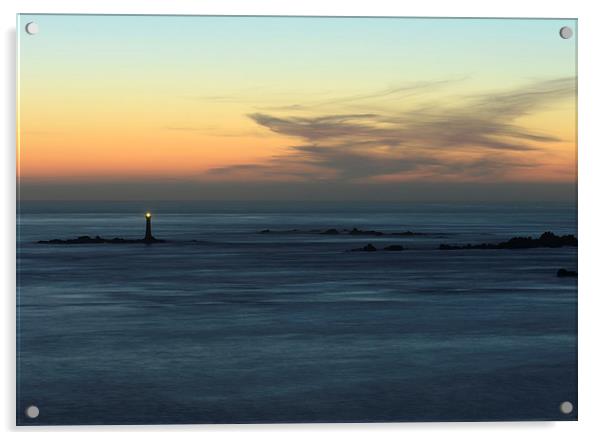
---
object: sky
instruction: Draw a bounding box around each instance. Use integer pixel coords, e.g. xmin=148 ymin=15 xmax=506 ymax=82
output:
xmin=17 ymin=15 xmax=577 ymax=201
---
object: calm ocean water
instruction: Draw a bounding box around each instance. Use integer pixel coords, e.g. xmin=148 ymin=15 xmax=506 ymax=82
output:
xmin=16 ymin=201 xmax=577 ymax=424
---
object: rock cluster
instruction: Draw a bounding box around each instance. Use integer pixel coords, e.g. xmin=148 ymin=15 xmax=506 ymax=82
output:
xmin=439 ymin=232 xmax=577 ymax=250
xmin=38 ymin=235 xmax=165 ymax=244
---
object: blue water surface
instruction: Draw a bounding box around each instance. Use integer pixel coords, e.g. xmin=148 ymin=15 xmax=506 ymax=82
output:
xmin=16 ymin=201 xmax=577 ymax=424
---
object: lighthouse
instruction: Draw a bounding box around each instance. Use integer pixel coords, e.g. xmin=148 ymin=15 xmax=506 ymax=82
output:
xmin=144 ymin=212 xmax=154 ymax=241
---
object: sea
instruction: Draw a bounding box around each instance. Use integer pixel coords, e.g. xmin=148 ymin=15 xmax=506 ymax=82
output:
xmin=16 ymin=201 xmax=578 ymax=424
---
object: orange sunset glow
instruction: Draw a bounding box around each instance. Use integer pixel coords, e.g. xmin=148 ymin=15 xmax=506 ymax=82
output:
xmin=17 ymin=16 xmax=576 ymax=201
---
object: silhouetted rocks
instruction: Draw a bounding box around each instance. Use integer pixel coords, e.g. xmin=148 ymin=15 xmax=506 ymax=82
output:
xmin=38 ymin=235 xmax=165 ymax=244
xmin=347 ymin=243 xmax=405 ymax=252
xmin=439 ymin=232 xmax=577 ymax=250
xmin=383 ymin=245 xmax=405 ymax=251
xmin=557 ymin=268 xmax=577 ymax=277
xmin=440 ymin=243 xmax=493 ymax=250
xmin=349 ymin=228 xmax=384 ymax=236
xmin=259 ymin=229 xmax=300 ymax=234
xmin=348 ymin=228 xmax=427 ymax=236
xmin=257 ymin=227 xmax=434 ymax=236
xmin=350 ymin=243 xmax=378 ymax=252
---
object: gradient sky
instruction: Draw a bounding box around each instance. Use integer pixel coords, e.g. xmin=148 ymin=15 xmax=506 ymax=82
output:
xmin=17 ymin=15 xmax=577 ymax=201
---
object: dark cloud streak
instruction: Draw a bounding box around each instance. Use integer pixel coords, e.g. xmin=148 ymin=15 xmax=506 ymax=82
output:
xmin=207 ymin=77 xmax=575 ymax=182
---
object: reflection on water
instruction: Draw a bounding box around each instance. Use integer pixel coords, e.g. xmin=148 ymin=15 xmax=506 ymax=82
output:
xmin=17 ymin=202 xmax=577 ymax=424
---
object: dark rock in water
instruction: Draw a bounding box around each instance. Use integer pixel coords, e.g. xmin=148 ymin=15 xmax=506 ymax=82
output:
xmin=390 ymin=231 xmax=427 ymax=236
xmin=258 ymin=229 xmax=302 ymax=234
xmin=499 ymin=232 xmax=577 ymax=249
xmin=439 ymin=243 xmax=497 ymax=250
xmin=349 ymin=228 xmax=428 ymax=236
xmin=38 ymin=235 xmax=165 ymax=244
xmin=349 ymin=227 xmax=384 ymax=236
xmin=256 ymin=227 xmax=435 ymax=236
xmin=557 ymin=268 xmax=577 ymax=277
xmin=350 ymin=243 xmax=378 ymax=252
xmin=383 ymin=245 xmax=404 ymax=251
xmin=439 ymin=232 xmax=577 ymax=250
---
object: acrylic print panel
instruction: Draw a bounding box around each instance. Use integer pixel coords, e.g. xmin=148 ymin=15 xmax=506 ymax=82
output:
xmin=16 ymin=15 xmax=577 ymax=425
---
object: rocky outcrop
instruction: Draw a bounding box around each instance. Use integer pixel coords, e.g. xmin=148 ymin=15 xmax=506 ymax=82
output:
xmin=348 ymin=244 xmax=405 ymax=252
xmin=349 ymin=244 xmax=378 ymax=252
xmin=259 ymin=229 xmax=300 ymax=234
xmin=257 ymin=227 xmax=433 ymax=236
xmin=439 ymin=232 xmax=577 ymax=250
xmin=383 ymin=245 xmax=405 ymax=251
xmin=349 ymin=228 xmax=384 ymax=236
xmin=557 ymin=268 xmax=577 ymax=277
xmin=38 ymin=235 xmax=165 ymax=244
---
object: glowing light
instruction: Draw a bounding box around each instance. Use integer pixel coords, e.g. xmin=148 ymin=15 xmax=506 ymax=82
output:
xmin=145 ymin=212 xmax=151 ymax=218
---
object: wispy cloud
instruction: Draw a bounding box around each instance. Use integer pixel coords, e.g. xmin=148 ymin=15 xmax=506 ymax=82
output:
xmin=206 ymin=77 xmax=575 ymax=182
xmin=257 ymin=78 xmax=465 ymax=111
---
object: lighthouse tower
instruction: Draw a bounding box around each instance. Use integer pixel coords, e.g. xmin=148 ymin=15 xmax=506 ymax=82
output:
xmin=144 ymin=212 xmax=155 ymax=241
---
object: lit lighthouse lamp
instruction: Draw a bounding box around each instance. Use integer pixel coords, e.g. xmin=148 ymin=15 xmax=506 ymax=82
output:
xmin=144 ymin=212 xmax=155 ymax=242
